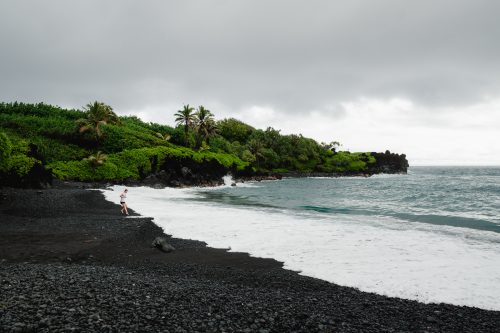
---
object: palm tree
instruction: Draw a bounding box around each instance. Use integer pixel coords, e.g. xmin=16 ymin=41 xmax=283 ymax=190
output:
xmin=248 ymin=138 xmax=265 ymax=169
xmin=321 ymin=141 xmax=341 ymax=153
xmin=201 ymin=119 xmax=217 ymax=145
xmin=76 ymin=101 xmax=120 ymax=141
xmin=194 ymin=105 xmax=215 ymax=148
xmin=84 ymin=151 xmax=108 ymax=168
xmin=174 ymin=104 xmax=195 ymax=146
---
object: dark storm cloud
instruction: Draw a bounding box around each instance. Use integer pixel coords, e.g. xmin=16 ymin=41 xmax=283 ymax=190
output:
xmin=1 ymin=0 xmax=499 ymax=113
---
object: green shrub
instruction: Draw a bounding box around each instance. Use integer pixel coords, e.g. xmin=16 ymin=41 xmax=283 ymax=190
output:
xmin=8 ymin=154 xmax=40 ymax=176
xmin=272 ymin=168 xmax=289 ymax=173
xmin=0 ymin=130 xmax=46 ymax=180
xmin=240 ymin=149 xmax=256 ymax=163
xmin=217 ymin=118 xmax=255 ymax=144
xmin=30 ymin=137 xmax=88 ymax=163
xmin=49 ymin=160 xmax=97 ymax=181
xmin=1 ymin=102 xmax=380 ymax=180
xmin=48 ymin=146 xmax=249 ymax=181
xmin=320 ymin=152 xmax=375 ymax=173
xmin=99 ymin=124 xmax=167 ymax=153
xmin=0 ymin=105 xmax=82 ymax=140
xmin=0 ymin=102 xmax=84 ymax=120
xmin=0 ymin=131 xmax=12 ymax=171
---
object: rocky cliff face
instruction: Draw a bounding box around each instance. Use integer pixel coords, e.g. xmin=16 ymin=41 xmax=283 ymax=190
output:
xmin=132 ymin=151 xmax=410 ymax=187
xmin=367 ymin=151 xmax=409 ymax=174
xmin=252 ymin=151 xmax=409 ymax=180
xmin=130 ymin=156 xmax=233 ymax=188
xmin=0 ymin=151 xmax=409 ymax=189
xmin=0 ymin=163 xmax=52 ymax=189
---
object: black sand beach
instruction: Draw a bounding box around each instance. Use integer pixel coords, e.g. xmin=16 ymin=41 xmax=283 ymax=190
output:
xmin=1 ymin=184 xmax=499 ymax=332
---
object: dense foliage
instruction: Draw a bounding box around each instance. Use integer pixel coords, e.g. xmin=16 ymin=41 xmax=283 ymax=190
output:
xmin=0 ymin=102 xmax=377 ymax=183
xmin=49 ymin=146 xmax=247 ymax=181
xmin=0 ymin=129 xmax=41 ymax=176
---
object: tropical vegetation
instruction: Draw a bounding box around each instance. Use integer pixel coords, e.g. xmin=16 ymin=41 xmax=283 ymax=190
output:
xmin=0 ymin=101 xmax=377 ymax=184
xmin=76 ymin=101 xmax=120 ymax=141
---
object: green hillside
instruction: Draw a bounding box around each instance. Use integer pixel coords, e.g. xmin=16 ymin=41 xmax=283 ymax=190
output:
xmin=0 ymin=102 xmax=377 ymax=185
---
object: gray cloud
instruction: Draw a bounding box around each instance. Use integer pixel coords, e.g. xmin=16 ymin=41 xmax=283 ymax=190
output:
xmin=1 ymin=0 xmax=500 ymax=114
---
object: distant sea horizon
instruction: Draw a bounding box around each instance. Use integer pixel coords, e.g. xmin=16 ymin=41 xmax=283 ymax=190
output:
xmin=409 ymin=163 xmax=500 ymax=167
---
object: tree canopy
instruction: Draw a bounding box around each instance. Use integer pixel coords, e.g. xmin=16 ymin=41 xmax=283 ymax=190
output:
xmin=174 ymin=104 xmax=195 ymax=146
xmin=76 ymin=101 xmax=120 ymax=141
xmin=0 ymin=101 xmax=377 ymax=184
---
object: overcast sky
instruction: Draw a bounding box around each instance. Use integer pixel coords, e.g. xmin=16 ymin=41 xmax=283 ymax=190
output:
xmin=1 ymin=0 xmax=499 ymax=165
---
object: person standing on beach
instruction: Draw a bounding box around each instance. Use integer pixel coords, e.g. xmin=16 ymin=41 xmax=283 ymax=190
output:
xmin=120 ymin=188 xmax=129 ymax=215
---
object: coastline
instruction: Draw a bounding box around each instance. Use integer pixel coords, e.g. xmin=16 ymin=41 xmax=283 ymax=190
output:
xmin=1 ymin=184 xmax=499 ymax=332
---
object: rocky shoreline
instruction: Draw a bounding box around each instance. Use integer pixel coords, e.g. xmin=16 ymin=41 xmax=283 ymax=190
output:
xmin=0 ymin=151 xmax=409 ymax=189
xmin=1 ymin=185 xmax=499 ymax=332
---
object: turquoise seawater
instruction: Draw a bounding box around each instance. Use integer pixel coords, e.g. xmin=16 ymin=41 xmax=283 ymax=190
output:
xmin=103 ymin=166 xmax=500 ymax=310
xmin=197 ymin=167 xmax=500 ymax=234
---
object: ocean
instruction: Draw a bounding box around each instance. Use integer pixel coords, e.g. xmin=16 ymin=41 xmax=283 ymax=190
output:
xmin=102 ymin=166 xmax=500 ymax=311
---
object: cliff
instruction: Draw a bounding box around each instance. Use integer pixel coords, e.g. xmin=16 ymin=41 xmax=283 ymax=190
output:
xmin=367 ymin=151 xmax=409 ymax=174
xmin=0 ymin=151 xmax=409 ymax=189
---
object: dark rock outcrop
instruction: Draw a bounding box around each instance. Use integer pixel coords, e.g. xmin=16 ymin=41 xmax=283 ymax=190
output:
xmin=152 ymin=237 xmax=175 ymax=253
xmin=367 ymin=150 xmax=409 ymax=174
xmin=240 ymin=151 xmax=409 ymax=180
xmin=0 ymin=162 xmax=52 ymax=189
xmin=130 ymin=156 xmax=234 ymax=188
xmin=1 ymin=149 xmax=409 ymax=189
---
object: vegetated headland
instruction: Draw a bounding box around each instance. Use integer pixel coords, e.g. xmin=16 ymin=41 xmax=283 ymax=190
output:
xmin=0 ymin=101 xmax=408 ymax=188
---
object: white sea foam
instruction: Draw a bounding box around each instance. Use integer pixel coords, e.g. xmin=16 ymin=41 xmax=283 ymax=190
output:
xmin=368 ymin=173 xmax=409 ymax=179
xmin=102 ymin=185 xmax=500 ymax=311
xmin=222 ymin=175 xmax=234 ymax=186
